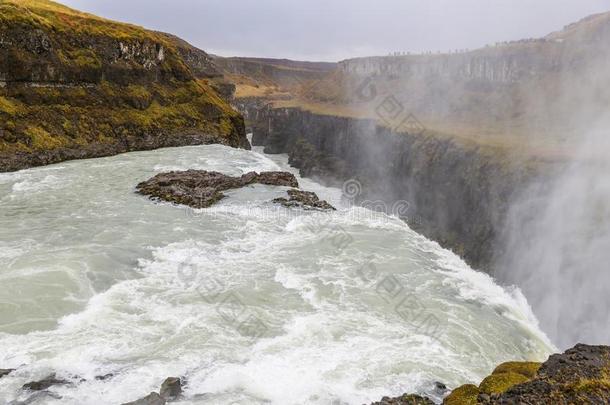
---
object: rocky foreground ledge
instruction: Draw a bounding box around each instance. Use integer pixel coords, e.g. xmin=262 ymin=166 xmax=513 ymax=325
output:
xmin=136 ymin=170 xmax=335 ymax=210
xmin=2 ymin=344 xmax=609 ymax=404
xmin=371 ymin=344 xmax=610 ymax=405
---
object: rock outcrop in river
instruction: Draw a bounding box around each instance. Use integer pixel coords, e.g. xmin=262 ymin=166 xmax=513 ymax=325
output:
xmin=136 ymin=169 xmax=334 ymax=210
xmin=0 ymin=0 xmax=249 ymax=172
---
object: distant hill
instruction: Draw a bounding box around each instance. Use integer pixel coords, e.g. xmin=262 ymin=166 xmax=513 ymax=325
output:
xmin=224 ymin=10 xmax=610 ymax=153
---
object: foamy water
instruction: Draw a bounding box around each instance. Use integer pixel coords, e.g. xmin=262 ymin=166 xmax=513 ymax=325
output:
xmin=0 ymin=143 xmax=554 ymax=404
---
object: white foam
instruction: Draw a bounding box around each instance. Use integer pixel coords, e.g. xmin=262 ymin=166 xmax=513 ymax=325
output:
xmin=11 ymin=174 xmax=62 ymax=193
xmin=0 ymin=143 xmax=556 ymax=405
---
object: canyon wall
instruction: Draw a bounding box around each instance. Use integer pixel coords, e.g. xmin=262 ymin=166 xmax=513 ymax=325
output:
xmin=339 ymin=40 xmax=562 ymax=84
xmin=242 ymin=102 xmax=559 ymax=271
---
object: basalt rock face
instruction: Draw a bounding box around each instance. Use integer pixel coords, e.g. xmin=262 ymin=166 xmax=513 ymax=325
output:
xmin=245 ymin=106 xmax=552 ymax=271
xmin=0 ymin=0 xmax=248 ymax=172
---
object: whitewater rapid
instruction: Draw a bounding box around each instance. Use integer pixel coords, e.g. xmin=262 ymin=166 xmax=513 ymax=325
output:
xmin=0 ymin=142 xmax=554 ymax=404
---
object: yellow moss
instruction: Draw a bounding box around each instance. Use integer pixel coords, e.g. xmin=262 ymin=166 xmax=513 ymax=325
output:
xmin=492 ymin=362 xmax=541 ymax=379
xmin=25 ymin=126 xmax=66 ymax=149
xmin=0 ymin=96 xmax=20 ymax=115
xmin=68 ymin=48 xmax=101 ymax=69
xmin=479 ymin=372 xmax=530 ymax=395
xmin=65 ymin=86 xmax=88 ymax=99
xmin=126 ymin=85 xmax=151 ymax=99
xmin=33 ymin=87 xmax=61 ymax=101
xmin=99 ymin=80 xmax=116 ymax=98
xmin=565 ymin=371 xmax=610 ymax=395
xmin=443 ymin=384 xmax=479 ymax=405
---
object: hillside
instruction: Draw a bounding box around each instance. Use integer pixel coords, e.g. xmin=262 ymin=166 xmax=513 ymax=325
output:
xmin=213 ymin=56 xmax=337 ymax=100
xmin=0 ymin=0 xmax=248 ymax=172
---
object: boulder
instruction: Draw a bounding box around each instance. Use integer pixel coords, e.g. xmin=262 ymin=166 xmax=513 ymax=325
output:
xmin=0 ymin=368 xmax=14 ymax=379
xmin=121 ymin=392 xmax=166 ymax=405
xmin=159 ymin=377 xmax=182 ymax=400
xmin=254 ymin=171 xmax=299 ymax=187
xmin=22 ymin=374 xmax=69 ymax=391
xmin=273 ymin=189 xmax=335 ymax=211
xmin=370 ymin=393 xmax=435 ymax=405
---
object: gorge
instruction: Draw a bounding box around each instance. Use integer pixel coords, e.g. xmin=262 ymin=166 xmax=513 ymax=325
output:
xmin=0 ymin=1 xmax=609 ymax=404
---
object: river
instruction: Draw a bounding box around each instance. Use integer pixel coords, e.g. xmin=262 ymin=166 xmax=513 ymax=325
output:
xmin=0 ymin=141 xmax=554 ymax=404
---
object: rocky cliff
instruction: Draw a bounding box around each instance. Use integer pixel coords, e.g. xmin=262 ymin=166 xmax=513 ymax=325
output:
xmin=244 ymin=104 xmax=560 ymax=271
xmin=371 ymin=344 xmax=610 ymax=404
xmin=229 ymin=12 xmax=610 ymax=271
xmin=0 ymin=0 xmax=249 ymax=172
xmin=291 ymin=11 xmax=610 ymax=144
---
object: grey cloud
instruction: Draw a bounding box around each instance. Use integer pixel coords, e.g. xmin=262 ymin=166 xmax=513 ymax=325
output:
xmin=57 ymin=0 xmax=610 ymax=61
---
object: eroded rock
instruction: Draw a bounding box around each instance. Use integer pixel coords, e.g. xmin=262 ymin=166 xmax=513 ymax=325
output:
xmin=445 ymin=344 xmax=610 ymax=404
xmin=22 ymin=374 xmax=69 ymax=391
xmin=121 ymin=392 xmax=166 ymax=405
xmin=160 ymin=377 xmax=182 ymax=400
xmin=370 ymin=393 xmax=435 ymax=405
xmin=136 ymin=170 xmax=299 ymax=208
xmin=0 ymin=368 xmax=14 ymax=379
xmin=272 ymin=189 xmax=335 ymax=210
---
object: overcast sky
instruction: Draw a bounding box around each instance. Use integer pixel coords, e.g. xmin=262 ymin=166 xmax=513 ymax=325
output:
xmin=57 ymin=0 xmax=610 ymax=62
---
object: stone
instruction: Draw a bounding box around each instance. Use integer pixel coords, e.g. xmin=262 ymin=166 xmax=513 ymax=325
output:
xmin=446 ymin=344 xmax=610 ymax=404
xmin=121 ymin=392 xmax=166 ymax=405
xmin=272 ymin=189 xmax=336 ymax=211
xmin=0 ymin=368 xmax=14 ymax=379
xmin=22 ymin=374 xmax=69 ymax=391
xmin=159 ymin=377 xmax=182 ymax=400
xmin=369 ymin=393 xmax=435 ymax=405
xmin=254 ymin=171 xmax=299 ymax=187
xmin=434 ymin=382 xmax=447 ymax=391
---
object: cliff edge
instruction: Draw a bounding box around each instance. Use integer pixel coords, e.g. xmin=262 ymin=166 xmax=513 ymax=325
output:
xmin=0 ymin=0 xmax=249 ymax=172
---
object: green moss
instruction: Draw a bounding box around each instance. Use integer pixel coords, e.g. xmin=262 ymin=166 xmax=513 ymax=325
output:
xmin=443 ymin=384 xmax=479 ymax=405
xmin=479 ymin=372 xmax=530 ymax=395
xmin=24 ymin=125 xmax=66 ymax=149
xmin=492 ymin=362 xmax=541 ymax=379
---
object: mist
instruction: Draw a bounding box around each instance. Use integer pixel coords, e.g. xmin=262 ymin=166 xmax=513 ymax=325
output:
xmin=496 ymin=125 xmax=610 ymax=349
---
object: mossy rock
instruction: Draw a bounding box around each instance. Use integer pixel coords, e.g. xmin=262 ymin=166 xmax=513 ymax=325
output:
xmin=492 ymin=361 xmax=541 ymax=379
xmin=443 ymin=384 xmax=479 ymax=405
xmin=479 ymin=372 xmax=530 ymax=395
